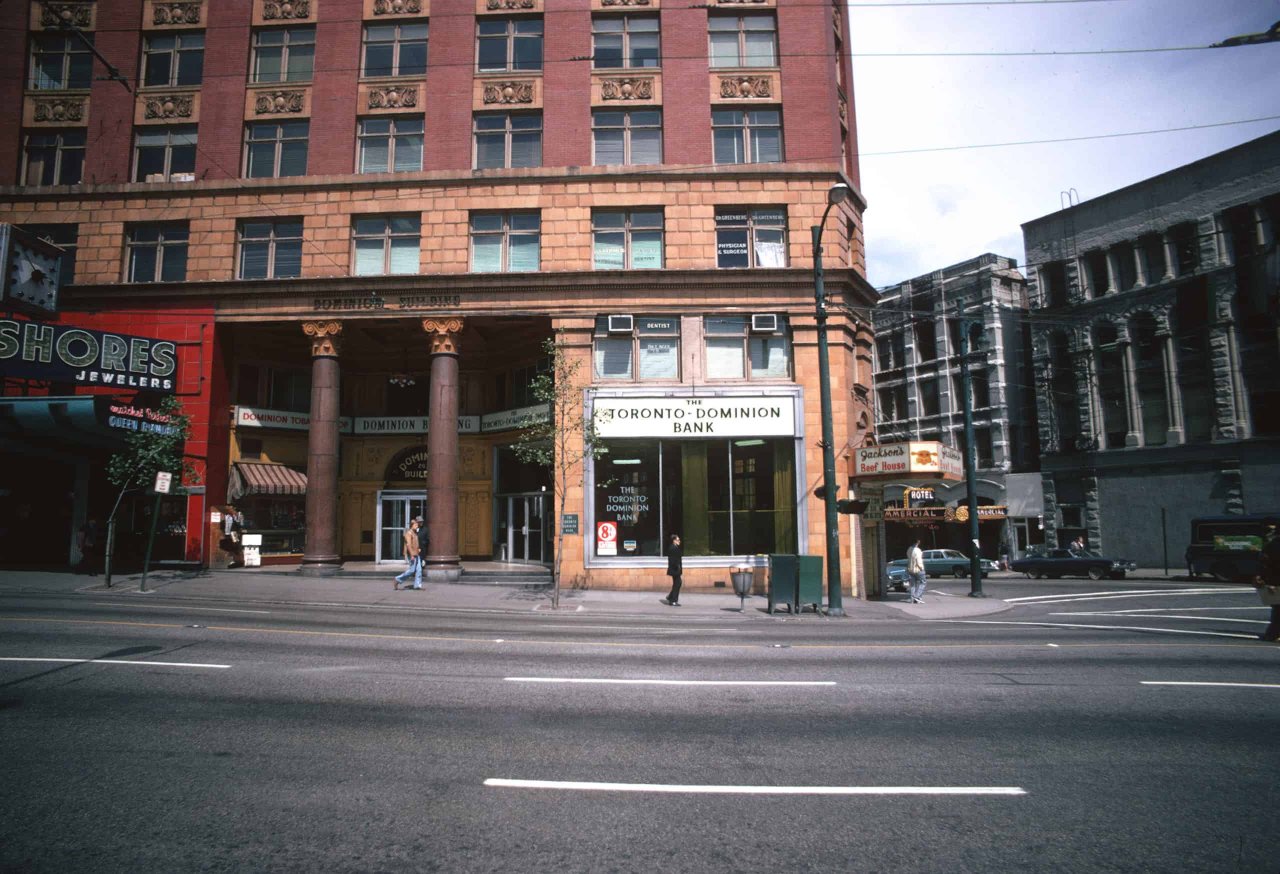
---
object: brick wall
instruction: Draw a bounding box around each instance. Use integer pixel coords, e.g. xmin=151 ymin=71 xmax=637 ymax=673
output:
xmin=84 ymin=1 xmax=142 ymax=185
xmin=199 ymin=0 xmax=254 ymax=180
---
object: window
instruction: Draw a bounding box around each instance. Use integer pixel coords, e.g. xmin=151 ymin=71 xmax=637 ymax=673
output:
xmin=473 ymin=112 xmax=541 ymax=169
xmin=592 ymin=16 xmax=659 ymax=68
xmin=142 ymin=33 xmax=205 ymax=87
xmin=593 ymin=315 xmax=679 ymax=381
xmin=477 ymin=18 xmax=543 ymax=72
xmin=1111 ymin=243 xmax=1137 ymax=291
xmin=919 ymin=378 xmax=940 ymax=417
xmin=251 ymin=27 xmax=315 ymax=82
xmin=593 ymin=210 xmax=663 ymax=270
xmin=21 ymin=130 xmax=85 ymax=186
xmin=704 ymin=315 xmax=790 ymax=379
xmin=715 ymin=207 xmax=787 ymax=268
xmin=708 ymin=14 xmax=777 ymax=68
xmin=1082 ymin=251 xmax=1109 ymax=298
xmin=352 ymin=215 xmax=421 ymax=276
xmin=470 ymin=213 xmax=540 ymax=273
xmin=914 ymin=319 xmax=937 ymax=362
xmin=30 ymin=34 xmax=93 ymax=90
xmin=239 ymin=364 xmax=311 ymax=412
xmin=134 ymin=126 xmax=197 ymax=182
xmin=18 ymin=224 xmax=78 ymax=285
xmin=712 ymin=109 xmax=781 ymax=164
xmin=245 ymin=121 xmax=309 ymax=178
xmin=126 ymin=224 xmax=189 ymax=283
xmin=362 ymin=22 xmax=428 ymax=77
xmin=592 ymin=109 xmax=661 ymax=166
xmin=238 ymin=219 xmax=303 ymax=280
xmin=1170 ymin=222 xmax=1199 ymax=275
xmin=358 ymin=116 xmax=424 ymax=173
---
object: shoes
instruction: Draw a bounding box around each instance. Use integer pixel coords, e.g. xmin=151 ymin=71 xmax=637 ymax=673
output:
xmin=393 ymin=580 xmax=401 ymax=590
xmin=670 ymin=601 xmax=681 ymax=607
xmin=411 ymin=586 xmax=423 ymax=590
xmin=660 ymin=598 xmax=672 ymax=606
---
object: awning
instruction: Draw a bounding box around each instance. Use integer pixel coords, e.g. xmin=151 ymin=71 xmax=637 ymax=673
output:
xmin=228 ymin=462 xmax=307 ymax=502
xmin=0 ymin=395 xmax=135 ymax=449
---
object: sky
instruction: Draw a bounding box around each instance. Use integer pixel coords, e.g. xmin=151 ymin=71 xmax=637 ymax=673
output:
xmin=848 ymin=0 xmax=1280 ymax=288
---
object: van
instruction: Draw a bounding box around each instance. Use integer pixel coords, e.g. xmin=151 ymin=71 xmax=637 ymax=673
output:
xmin=1185 ymin=514 xmax=1278 ymax=582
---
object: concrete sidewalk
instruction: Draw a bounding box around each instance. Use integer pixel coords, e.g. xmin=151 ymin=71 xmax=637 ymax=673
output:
xmin=0 ymin=568 xmax=1012 ymax=622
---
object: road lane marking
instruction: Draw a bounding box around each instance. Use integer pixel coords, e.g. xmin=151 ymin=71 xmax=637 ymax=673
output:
xmin=484 ymin=779 xmax=1025 ymax=796
xmin=1052 ymin=612 xmax=1265 ymax=624
xmin=939 ymin=619 xmax=1258 ymax=640
xmin=1141 ymin=681 xmax=1280 ymax=690
xmin=90 ymin=602 xmax=272 ymax=615
xmin=1058 ymin=607 xmax=1266 ymax=614
xmin=1005 ymin=588 xmax=1252 ymax=605
xmin=504 ymin=677 xmax=835 ymax=686
xmin=0 ymin=657 xmax=230 ymax=669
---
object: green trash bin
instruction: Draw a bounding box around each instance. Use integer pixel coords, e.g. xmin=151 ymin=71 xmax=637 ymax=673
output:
xmin=768 ymin=554 xmax=798 ymax=614
xmin=797 ymin=554 xmax=824 ymax=613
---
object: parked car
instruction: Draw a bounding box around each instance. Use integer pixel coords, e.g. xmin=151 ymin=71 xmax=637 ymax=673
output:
xmin=1184 ymin=513 xmax=1278 ymax=582
xmin=884 ymin=562 xmax=910 ymax=592
xmin=886 ymin=549 xmax=999 ymax=583
xmin=1010 ymin=548 xmax=1137 ymax=580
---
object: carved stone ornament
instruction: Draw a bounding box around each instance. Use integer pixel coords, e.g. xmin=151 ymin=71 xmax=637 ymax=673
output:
xmin=303 ymin=321 xmax=343 ymax=357
xmin=486 ymin=0 xmax=535 ymax=10
xmin=483 ymin=81 xmax=534 ymax=105
xmin=368 ymin=86 xmax=418 ymax=110
xmin=719 ymin=76 xmax=772 ymax=99
xmin=144 ymin=93 xmax=195 ymax=120
xmin=41 ymin=3 xmax=93 ymax=28
xmin=153 ymin=2 xmax=203 ymax=25
xmin=601 ymin=0 xmax=653 ymax=6
xmin=600 ymin=78 xmax=654 ymax=101
xmin=254 ymin=90 xmax=306 ymax=114
xmin=373 ymin=0 xmax=423 ymax=13
xmin=421 ymin=318 xmax=464 ymax=356
xmin=33 ymin=97 xmax=86 ymax=123
xmin=263 ymin=0 xmax=312 ymax=20
xmin=838 ymin=94 xmax=847 ymax=122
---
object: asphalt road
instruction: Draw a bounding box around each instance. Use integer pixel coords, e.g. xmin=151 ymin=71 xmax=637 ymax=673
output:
xmin=2 ymin=576 xmax=1277 ymax=873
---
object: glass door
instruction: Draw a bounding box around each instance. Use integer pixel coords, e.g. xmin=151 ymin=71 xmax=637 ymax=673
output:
xmin=496 ymin=492 xmax=546 ymax=563
xmin=377 ymin=491 xmax=426 ymax=563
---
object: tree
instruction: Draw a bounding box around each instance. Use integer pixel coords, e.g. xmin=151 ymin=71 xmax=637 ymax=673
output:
xmin=511 ymin=331 xmax=608 ymax=609
xmin=103 ymin=395 xmax=199 ymax=586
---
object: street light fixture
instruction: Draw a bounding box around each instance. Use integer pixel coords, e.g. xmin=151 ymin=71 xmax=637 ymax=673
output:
xmin=812 ymin=181 xmax=850 ymax=616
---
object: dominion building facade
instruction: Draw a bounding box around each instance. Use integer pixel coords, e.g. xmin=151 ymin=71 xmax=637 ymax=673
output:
xmin=0 ymin=0 xmax=876 ymax=592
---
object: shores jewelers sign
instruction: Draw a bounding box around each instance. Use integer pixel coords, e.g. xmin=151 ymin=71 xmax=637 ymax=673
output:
xmin=593 ymin=396 xmax=795 ymax=438
xmin=854 ymin=441 xmax=963 ymax=481
xmin=0 ymin=320 xmax=178 ymax=392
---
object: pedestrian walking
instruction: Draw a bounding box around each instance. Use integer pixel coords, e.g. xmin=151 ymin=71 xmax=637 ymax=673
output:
xmin=906 ymin=538 xmax=927 ymax=603
xmin=394 ymin=516 xmax=423 ymax=590
xmin=76 ymin=517 xmax=100 ymax=576
xmin=661 ymin=533 xmax=683 ymax=606
xmin=1256 ymin=517 xmax=1280 ymax=642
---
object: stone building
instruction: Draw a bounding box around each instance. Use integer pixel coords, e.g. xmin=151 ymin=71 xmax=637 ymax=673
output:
xmin=1021 ymin=131 xmax=1280 ymax=566
xmin=0 ymin=0 xmax=877 ymax=592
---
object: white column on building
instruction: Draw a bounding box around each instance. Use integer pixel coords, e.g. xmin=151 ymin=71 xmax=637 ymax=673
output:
xmin=1257 ymin=203 xmax=1276 ymax=248
xmin=1158 ymin=328 xmax=1185 ymax=445
xmin=1215 ymin=214 xmax=1235 ymax=267
xmin=1103 ymin=250 xmax=1120 ymax=295
xmin=1160 ymin=232 xmax=1178 ymax=281
xmin=1121 ymin=336 xmax=1143 ymax=447
xmin=1132 ymin=244 xmax=1147 ymax=289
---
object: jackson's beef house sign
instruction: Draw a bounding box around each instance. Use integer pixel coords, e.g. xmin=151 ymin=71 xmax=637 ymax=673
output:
xmin=0 ymin=320 xmax=179 ymax=392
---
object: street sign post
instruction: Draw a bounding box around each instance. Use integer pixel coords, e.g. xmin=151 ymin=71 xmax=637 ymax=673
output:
xmin=140 ymin=471 xmax=174 ymax=592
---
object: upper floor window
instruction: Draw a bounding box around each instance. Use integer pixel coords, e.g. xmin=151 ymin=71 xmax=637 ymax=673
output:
xmin=1170 ymin=222 xmax=1200 ymax=275
xmin=252 ymin=27 xmax=315 ymax=83
xmin=712 ymin=109 xmax=781 ymax=164
xmin=708 ymin=14 xmax=777 ymax=68
xmin=470 ymin=212 xmax=540 ymax=273
xmin=593 ymin=315 xmax=680 ymax=381
xmin=134 ymin=126 xmax=197 ymax=182
xmin=18 ymin=224 xmax=78 ymax=285
xmin=21 ymin=129 xmax=85 ymax=186
xmin=705 ymin=315 xmax=791 ymax=379
xmin=126 ymin=224 xmax=188 ymax=283
xmin=592 ymin=16 xmax=659 ymax=69
xmin=477 ymin=18 xmax=543 ymax=73
xmin=142 ymin=33 xmax=205 ymax=87
xmin=592 ymin=109 xmax=661 ymax=166
xmin=352 ymin=215 xmax=421 ymax=276
xmin=29 ymin=34 xmax=93 ymax=90
xmin=474 ymin=112 xmax=541 ymax=169
xmin=358 ymin=116 xmax=424 ymax=173
xmin=593 ymin=209 xmax=663 ymax=270
xmin=236 ymin=363 xmax=311 ymax=413
xmin=238 ymin=219 xmax=303 ymax=280
xmin=362 ymin=22 xmax=428 ymax=78
xmin=245 ymin=121 xmax=309 ymax=178
xmin=715 ymin=207 xmax=787 ymax=268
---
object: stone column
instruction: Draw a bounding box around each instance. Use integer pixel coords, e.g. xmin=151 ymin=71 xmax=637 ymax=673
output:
xmin=1102 ymin=250 xmax=1119 ymax=295
xmin=1121 ymin=338 xmax=1143 ymax=447
xmin=1132 ymin=245 xmax=1147 ymax=289
xmin=422 ymin=317 xmax=463 ymax=581
xmin=1160 ymin=232 xmax=1177 ymax=281
xmin=300 ymin=320 xmax=343 ymax=576
xmin=1158 ymin=330 xmax=1185 ymax=445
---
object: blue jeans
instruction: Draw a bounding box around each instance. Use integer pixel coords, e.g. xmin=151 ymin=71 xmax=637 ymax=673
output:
xmin=396 ymin=556 xmax=422 ymax=588
xmin=908 ymin=571 xmax=927 ymax=601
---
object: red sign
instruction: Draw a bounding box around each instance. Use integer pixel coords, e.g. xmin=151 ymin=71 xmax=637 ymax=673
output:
xmin=597 ymin=521 xmax=618 ymax=556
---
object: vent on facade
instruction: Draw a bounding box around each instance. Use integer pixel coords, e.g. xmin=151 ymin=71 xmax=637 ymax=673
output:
xmin=171 ymin=173 xmax=195 ymax=182
xmin=750 ymin=313 xmax=778 ymax=333
xmin=607 ymin=314 xmax=634 ymax=333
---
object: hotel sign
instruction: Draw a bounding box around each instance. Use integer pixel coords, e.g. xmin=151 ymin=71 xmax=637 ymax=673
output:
xmin=0 ymin=319 xmax=178 ymax=393
xmin=593 ymin=396 xmax=794 ymax=438
xmin=854 ymin=441 xmax=963 ymax=481
xmin=883 ymin=505 xmax=1009 ymax=524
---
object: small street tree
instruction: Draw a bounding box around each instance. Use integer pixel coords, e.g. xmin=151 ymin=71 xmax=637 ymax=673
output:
xmin=103 ymin=395 xmax=199 ymax=585
xmin=511 ymin=331 xmax=608 ymax=608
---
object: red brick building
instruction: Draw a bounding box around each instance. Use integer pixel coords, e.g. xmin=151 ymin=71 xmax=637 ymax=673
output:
xmin=1 ymin=0 xmax=876 ymax=594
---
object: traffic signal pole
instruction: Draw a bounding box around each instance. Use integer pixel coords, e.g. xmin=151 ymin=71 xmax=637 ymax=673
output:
xmin=958 ymin=318 xmax=985 ymax=598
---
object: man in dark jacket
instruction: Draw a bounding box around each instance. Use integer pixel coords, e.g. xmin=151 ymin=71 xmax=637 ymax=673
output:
xmin=661 ymin=533 xmax=683 ymax=607
xmin=1257 ymin=518 xmax=1280 ymax=642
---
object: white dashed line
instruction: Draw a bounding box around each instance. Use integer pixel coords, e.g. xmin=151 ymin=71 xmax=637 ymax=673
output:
xmin=484 ymin=779 xmax=1025 ymax=796
xmin=1141 ymin=682 xmax=1280 ymax=690
xmin=505 ymin=677 xmax=835 ymax=686
xmin=90 ymin=602 xmax=272 ymax=614
xmin=937 ymin=620 xmax=1258 ymax=640
xmin=0 ymin=657 xmax=230 ymax=669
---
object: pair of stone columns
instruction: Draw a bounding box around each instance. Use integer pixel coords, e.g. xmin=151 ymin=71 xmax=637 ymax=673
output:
xmin=298 ymin=317 xmax=464 ymax=580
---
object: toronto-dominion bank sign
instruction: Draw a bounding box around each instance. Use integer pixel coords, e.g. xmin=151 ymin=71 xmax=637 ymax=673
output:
xmin=593 ymin=396 xmax=795 ymax=438
xmin=0 ymin=320 xmax=178 ymax=392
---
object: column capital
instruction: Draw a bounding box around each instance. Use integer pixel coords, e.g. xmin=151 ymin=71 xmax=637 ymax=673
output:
xmin=302 ymin=320 xmax=343 ymax=357
xmin=421 ymin=317 xmax=464 ymax=355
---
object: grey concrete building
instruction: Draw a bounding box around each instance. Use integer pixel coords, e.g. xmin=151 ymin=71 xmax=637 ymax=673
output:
xmin=1021 ymin=131 xmax=1280 ymax=567
xmin=870 ymin=253 xmax=1042 ymax=563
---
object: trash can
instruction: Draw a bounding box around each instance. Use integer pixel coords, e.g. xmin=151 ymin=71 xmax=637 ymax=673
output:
xmin=797 ymin=554 xmax=824 ymax=613
xmin=730 ymin=566 xmax=753 ymax=611
xmin=767 ymin=554 xmax=799 ymax=614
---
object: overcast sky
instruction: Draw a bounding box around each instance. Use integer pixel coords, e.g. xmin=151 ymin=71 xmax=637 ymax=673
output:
xmin=848 ymin=0 xmax=1280 ymax=288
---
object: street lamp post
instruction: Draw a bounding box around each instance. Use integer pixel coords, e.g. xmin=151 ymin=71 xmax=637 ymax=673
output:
xmin=812 ymin=182 xmax=850 ymax=616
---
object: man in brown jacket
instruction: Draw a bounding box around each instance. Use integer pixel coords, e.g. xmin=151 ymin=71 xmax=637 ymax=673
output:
xmin=394 ymin=516 xmax=423 ymax=590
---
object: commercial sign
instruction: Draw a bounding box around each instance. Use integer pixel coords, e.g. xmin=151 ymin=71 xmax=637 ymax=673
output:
xmin=0 ymin=319 xmax=178 ymax=392
xmin=385 ymin=446 xmax=429 ymax=481
xmin=235 ymin=406 xmax=533 ymax=435
xmin=593 ymin=396 xmax=794 ymax=438
xmin=854 ymin=441 xmax=963 ymax=481
xmin=883 ymin=505 xmax=1009 ymax=524
xmin=96 ymin=398 xmax=179 ymax=435
xmin=597 ymin=520 xmax=618 ymax=556
xmin=234 ymin=406 xmax=353 ymax=433
xmin=480 ymin=404 xmax=549 ymax=433
xmin=311 ymin=293 xmax=462 ymax=312
xmin=561 ymin=513 xmax=579 ymax=535
xmin=352 ymin=415 xmax=480 ymax=435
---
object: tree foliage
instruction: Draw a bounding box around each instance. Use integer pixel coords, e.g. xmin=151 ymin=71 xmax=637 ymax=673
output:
xmin=106 ymin=395 xmax=198 ymax=494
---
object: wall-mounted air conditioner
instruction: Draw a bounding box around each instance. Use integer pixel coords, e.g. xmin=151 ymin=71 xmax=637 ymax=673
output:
xmin=144 ymin=173 xmax=167 ymax=183
xmin=607 ymin=314 xmax=634 ymax=333
xmin=750 ymin=313 xmax=779 ymax=333
xmin=171 ymin=172 xmax=195 ymax=182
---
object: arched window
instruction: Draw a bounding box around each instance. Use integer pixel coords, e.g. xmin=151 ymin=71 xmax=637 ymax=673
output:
xmin=1131 ymin=313 xmax=1168 ymax=445
xmin=1093 ymin=323 xmax=1128 ymax=449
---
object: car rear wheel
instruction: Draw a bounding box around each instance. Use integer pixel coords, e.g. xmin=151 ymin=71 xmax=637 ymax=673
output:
xmin=1087 ymin=566 xmax=1105 ymax=581
xmin=952 ymin=565 xmax=967 ymax=578
xmin=1035 ymin=572 xmax=1048 ymax=580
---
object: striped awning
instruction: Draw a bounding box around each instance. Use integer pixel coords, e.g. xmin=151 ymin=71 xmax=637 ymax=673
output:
xmin=228 ymin=462 xmax=307 ymax=501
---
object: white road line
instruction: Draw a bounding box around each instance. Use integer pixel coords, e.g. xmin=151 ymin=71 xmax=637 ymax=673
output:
xmin=90 ymin=602 xmax=272 ymax=614
xmin=484 ymin=779 xmax=1025 ymax=796
xmin=0 ymin=657 xmax=230 ymax=669
xmin=1062 ymin=607 xmax=1266 ymax=614
xmin=1005 ymin=588 xmax=1251 ymax=605
xmin=505 ymin=677 xmax=836 ymax=686
xmin=1052 ymin=612 xmax=1265 ymax=625
xmin=938 ymin=620 xmax=1258 ymax=640
xmin=1141 ymin=682 xmax=1280 ymax=690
